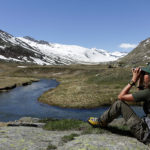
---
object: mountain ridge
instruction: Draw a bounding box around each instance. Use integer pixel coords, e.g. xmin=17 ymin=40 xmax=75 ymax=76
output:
xmin=0 ymin=29 xmax=127 ymax=65
xmin=118 ymin=38 xmax=150 ymax=66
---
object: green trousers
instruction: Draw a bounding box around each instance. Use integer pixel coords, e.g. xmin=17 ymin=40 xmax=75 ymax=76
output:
xmin=100 ymin=100 xmax=149 ymax=142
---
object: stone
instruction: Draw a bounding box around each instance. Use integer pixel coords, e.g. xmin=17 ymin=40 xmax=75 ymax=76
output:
xmin=18 ymin=117 xmax=40 ymax=123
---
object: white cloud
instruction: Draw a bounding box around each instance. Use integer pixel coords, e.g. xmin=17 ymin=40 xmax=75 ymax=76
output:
xmin=119 ymin=43 xmax=137 ymax=49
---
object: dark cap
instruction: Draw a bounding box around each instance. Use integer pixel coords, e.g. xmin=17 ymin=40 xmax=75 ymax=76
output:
xmin=141 ymin=64 xmax=150 ymax=74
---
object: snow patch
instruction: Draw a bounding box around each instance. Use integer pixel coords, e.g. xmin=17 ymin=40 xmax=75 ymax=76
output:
xmin=30 ymin=57 xmax=50 ymax=65
xmin=0 ymin=55 xmax=23 ymax=62
xmin=17 ymin=66 xmax=28 ymax=68
xmin=0 ymin=46 xmax=5 ymax=49
xmin=0 ymin=55 xmax=7 ymax=59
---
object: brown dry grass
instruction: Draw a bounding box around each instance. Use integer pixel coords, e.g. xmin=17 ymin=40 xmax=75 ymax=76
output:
xmin=38 ymin=65 xmax=138 ymax=108
xmin=0 ymin=62 xmax=39 ymax=90
xmin=0 ymin=62 xmax=138 ymax=108
xmin=0 ymin=77 xmax=39 ymax=90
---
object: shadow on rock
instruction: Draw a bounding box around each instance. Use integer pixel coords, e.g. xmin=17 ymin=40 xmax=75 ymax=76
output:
xmin=104 ymin=125 xmax=133 ymax=137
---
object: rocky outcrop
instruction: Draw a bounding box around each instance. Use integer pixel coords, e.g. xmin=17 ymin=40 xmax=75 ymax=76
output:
xmin=59 ymin=134 xmax=150 ymax=150
xmin=0 ymin=117 xmax=80 ymax=150
xmin=0 ymin=117 xmax=149 ymax=150
xmin=0 ymin=126 xmax=80 ymax=150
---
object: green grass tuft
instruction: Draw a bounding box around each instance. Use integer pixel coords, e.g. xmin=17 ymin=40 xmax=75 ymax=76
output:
xmin=46 ymin=144 xmax=57 ymax=150
xmin=61 ymin=133 xmax=79 ymax=143
xmin=43 ymin=119 xmax=83 ymax=131
xmin=43 ymin=119 xmax=106 ymax=135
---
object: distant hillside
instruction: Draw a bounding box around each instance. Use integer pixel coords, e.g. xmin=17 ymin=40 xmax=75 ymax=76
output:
xmin=118 ymin=38 xmax=150 ymax=66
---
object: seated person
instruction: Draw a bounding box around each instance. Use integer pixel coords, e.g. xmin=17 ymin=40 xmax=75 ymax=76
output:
xmin=88 ymin=65 xmax=150 ymax=144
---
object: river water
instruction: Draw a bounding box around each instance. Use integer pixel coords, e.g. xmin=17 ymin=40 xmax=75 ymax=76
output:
xmin=0 ymin=79 xmax=145 ymax=122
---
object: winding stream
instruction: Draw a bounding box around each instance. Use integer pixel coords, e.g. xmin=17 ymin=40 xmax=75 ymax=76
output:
xmin=0 ymin=79 xmax=145 ymax=122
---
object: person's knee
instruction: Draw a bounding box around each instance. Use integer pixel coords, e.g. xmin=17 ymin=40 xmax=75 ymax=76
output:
xmin=112 ymin=100 xmax=124 ymax=108
xmin=114 ymin=100 xmax=123 ymax=105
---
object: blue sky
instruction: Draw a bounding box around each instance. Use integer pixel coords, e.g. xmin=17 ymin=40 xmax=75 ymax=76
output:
xmin=0 ymin=0 xmax=150 ymax=52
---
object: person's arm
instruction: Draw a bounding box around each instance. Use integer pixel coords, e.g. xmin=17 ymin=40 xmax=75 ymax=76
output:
xmin=118 ymin=67 xmax=141 ymax=101
xmin=118 ymin=84 xmax=134 ymax=101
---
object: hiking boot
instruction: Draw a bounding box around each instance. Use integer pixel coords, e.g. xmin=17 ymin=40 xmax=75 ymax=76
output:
xmin=88 ymin=117 xmax=107 ymax=127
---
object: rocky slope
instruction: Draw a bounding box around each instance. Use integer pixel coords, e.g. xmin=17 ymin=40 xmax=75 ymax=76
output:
xmin=118 ymin=38 xmax=150 ymax=66
xmin=0 ymin=30 xmax=63 ymax=65
xmin=59 ymin=134 xmax=150 ymax=150
xmin=0 ymin=29 xmax=127 ymax=65
xmin=0 ymin=117 xmax=149 ymax=150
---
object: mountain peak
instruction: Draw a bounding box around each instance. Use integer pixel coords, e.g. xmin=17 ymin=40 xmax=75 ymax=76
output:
xmin=24 ymin=36 xmax=38 ymax=42
xmin=24 ymin=36 xmax=50 ymax=45
xmin=0 ymin=29 xmax=13 ymax=39
xmin=139 ymin=37 xmax=150 ymax=46
xmin=119 ymin=37 xmax=150 ymax=66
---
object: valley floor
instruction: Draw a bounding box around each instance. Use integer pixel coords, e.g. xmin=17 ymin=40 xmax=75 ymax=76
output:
xmin=0 ymin=62 xmax=138 ymax=108
xmin=37 ymin=64 xmax=138 ymax=108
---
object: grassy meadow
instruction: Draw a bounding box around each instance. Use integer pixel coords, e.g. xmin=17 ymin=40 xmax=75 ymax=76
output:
xmin=37 ymin=64 xmax=138 ymax=108
xmin=0 ymin=62 xmax=39 ymax=90
xmin=0 ymin=62 xmax=138 ymax=108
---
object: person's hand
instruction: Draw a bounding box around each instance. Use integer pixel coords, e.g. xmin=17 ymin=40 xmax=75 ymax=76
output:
xmin=137 ymin=72 xmax=144 ymax=87
xmin=132 ymin=67 xmax=141 ymax=83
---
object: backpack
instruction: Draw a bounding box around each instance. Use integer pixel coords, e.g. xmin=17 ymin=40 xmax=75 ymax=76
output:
xmin=145 ymin=116 xmax=150 ymax=130
xmin=142 ymin=101 xmax=150 ymax=143
xmin=143 ymin=116 xmax=150 ymax=143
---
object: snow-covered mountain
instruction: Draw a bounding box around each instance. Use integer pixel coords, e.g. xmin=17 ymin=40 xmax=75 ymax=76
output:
xmin=0 ymin=30 xmax=127 ymax=65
